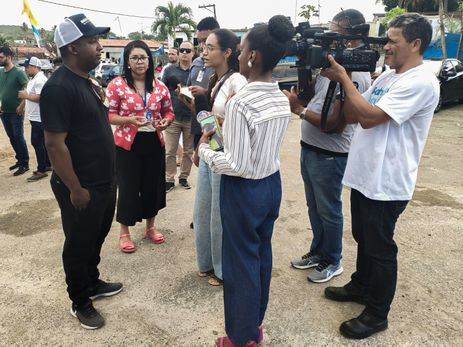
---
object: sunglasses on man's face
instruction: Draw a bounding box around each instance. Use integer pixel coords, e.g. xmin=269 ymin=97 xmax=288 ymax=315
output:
xmin=179 ymin=48 xmax=192 ymax=54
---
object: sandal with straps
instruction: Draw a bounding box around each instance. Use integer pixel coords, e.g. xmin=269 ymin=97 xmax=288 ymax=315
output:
xmin=215 ymin=336 xmax=257 ymax=347
xmin=119 ymin=233 xmax=136 ymax=253
xmin=144 ymin=226 xmax=165 ymax=244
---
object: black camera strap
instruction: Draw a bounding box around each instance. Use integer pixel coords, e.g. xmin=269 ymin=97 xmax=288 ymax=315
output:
xmin=321 ymin=80 xmax=338 ymax=130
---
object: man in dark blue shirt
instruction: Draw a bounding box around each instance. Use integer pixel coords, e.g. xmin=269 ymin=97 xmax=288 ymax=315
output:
xmin=162 ymin=41 xmax=195 ymax=192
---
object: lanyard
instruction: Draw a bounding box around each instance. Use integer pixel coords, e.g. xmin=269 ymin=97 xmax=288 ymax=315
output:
xmin=142 ymin=89 xmax=147 ymax=108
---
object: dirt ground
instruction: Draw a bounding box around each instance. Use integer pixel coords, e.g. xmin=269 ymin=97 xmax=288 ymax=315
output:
xmin=0 ymin=103 xmax=462 ymax=347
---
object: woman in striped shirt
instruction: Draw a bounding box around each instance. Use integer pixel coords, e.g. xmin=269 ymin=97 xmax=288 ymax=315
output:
xmin=199 ymin=15 xmax=295 ymax=347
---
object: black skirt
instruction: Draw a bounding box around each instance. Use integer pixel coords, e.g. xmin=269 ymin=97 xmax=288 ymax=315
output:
xmin=115 ymin=132 xmax=166 ymax=226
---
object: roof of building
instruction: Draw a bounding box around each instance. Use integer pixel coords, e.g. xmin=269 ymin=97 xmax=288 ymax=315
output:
xmin=100 ymin=39 xmax=162 ymax=49
xmin=11 ymin=46 xmax=52 ymax=58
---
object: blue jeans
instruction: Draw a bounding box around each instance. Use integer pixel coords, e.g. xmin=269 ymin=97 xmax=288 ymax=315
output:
xmin=300 ymin=146 xmax=347 ymax=265
xmin=193 ymin=160 xmax=223 ymax=279
xmin=221 ymin=172 xmax=282 ymax=346
xmin=30 ymin=121 xmax=50 ymax=172
xmin=1 ymin=113 xmax=29 ymax=167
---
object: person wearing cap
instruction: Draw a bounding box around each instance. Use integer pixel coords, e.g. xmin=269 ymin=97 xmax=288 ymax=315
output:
xmin=285 ymin=9 xmax=371 ymax=283
xmin=0 ymin=46 xmax=30 ymax=176
xmin=18 ymin=57 xmax=51 ymax=182
xmin=39 ymin=14 xmax=122 ymax=330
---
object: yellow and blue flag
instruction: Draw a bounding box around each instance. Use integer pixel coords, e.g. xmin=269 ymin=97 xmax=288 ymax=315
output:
xmin=21 ymin=0 xmax=42 ymax=47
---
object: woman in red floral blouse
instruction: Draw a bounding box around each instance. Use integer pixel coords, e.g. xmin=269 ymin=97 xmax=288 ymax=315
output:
xmin=106 ymin=40 xmax=175 ymax=253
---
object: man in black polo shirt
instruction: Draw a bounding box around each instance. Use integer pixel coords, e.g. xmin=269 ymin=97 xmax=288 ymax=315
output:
xmin=162 ymin=41 xmax=195 ymax=192
xmin=40 ymin=14 xmax=122 ymax=330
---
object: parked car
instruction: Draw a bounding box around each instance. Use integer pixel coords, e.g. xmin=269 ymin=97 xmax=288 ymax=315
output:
xmin=423 ymin=59 xmax=463 ymax=112
xmin=101 ymin=64 xmax=122 ymax=87
xmin=95 ymin=62 xmax=116 ymax=82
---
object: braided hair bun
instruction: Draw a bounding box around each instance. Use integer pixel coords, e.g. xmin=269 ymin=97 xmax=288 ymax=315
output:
xmin=268 ymin=15 xmax=295 ymax=43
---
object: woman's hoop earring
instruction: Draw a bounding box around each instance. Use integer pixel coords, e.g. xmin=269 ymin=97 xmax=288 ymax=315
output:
xmin=247 ymin=61 xmax=252 ymax=68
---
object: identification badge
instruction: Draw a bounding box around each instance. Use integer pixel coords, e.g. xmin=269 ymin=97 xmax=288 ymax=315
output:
xmin=144 ymin=110 xmax=153 ymax=121
xmin=196 ymin=69 xmax=204 ymax=83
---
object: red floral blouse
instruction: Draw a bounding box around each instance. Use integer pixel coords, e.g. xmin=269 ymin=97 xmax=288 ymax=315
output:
xmin=106 ymin=76 xmax=175 ymax=150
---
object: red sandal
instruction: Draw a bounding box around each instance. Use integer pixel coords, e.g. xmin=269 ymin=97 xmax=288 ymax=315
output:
xmin=215 ymin=336 xmax=256 ymax=347
xmin=119 ymin=233 xmax=136 ymax=253
xmin=144 ymin=226 xmax=165 ymax=244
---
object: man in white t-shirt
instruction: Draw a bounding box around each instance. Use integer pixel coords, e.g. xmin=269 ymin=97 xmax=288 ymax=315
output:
xmin=321 ymin=14 xmax=439 ymax=339
xmin=285 ymin=9 xmax=371 ymax=284
xmin=18 ymin=57 xmax=51 ymax=181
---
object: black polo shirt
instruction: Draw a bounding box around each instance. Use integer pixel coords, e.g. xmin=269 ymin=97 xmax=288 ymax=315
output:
xmin=40 ymin=66 xmax=115 ymax=190
xmin=162 ymin=64 xmax=193 ymax=121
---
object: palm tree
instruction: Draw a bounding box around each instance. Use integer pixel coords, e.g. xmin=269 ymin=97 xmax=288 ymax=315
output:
xmin=151 ymin=1 xmax=196 ymax=42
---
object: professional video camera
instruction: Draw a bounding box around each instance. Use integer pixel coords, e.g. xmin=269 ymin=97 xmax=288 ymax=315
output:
xmin=286 ymin=22 xmax=388 ymax=128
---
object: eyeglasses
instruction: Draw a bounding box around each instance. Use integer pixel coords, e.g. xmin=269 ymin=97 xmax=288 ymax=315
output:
xmin=203 ymin=45 xmax=219 ymax=52
xmin=179 ymin=48 xmax=192 ymax=54
xmin=129 ymin=56 xmax=149 ymax=63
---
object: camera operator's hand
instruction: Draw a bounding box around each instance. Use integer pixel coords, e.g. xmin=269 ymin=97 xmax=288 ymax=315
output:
xmin=320 ymin=55 xmax=349 ymax=83
xmin=283 ymin=87 xmax=305 ymax=115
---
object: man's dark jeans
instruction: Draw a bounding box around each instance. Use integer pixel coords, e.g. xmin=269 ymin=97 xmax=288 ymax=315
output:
xmin=1 ymin=113 xmax=29 ymax=167
xmin=350 ymin=188 xmax=408 ymax=320
xmin=30 ymin=121 xmax=50 ymax=172
xmin=51 ymin=173 xmax=116 ymax=307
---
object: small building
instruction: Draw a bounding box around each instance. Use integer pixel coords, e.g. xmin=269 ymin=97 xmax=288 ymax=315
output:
xmin=11 ymin=46 xmax=52 ymax=60
xmin=99 ymin=39 xmax=163 ymax=62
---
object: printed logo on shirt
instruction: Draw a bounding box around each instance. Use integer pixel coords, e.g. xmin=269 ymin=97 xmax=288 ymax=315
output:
xmin=368 ymin=86 xmax=390 ymax=105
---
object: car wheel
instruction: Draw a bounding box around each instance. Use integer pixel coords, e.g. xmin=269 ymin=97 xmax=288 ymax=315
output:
xmin=435 ymin=93 xmax=442 ymax=113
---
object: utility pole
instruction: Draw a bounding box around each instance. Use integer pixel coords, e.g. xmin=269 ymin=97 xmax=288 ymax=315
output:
xmin=114 ymin=16 xmax=123 ymax=37
xmin=199 ymin=4 xmax=216 ymax=19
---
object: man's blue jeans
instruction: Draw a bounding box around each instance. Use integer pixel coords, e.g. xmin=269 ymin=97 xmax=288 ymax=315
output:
xmin=30 ymin=121 xmax=50 ymax=172
xmin=300 ymin=146 xmax=347 ymax=265
xmin=1 ymin=113 xmax=29 ymax=167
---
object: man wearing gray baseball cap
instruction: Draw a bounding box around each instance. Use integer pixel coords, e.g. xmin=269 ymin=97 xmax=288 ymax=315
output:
xmin=40 ymin=14 xmax=121 ymax=330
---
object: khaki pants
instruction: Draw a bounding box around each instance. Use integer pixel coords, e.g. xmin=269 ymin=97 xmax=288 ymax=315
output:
xmin=165 ymin=119 xmax=194 ymax=183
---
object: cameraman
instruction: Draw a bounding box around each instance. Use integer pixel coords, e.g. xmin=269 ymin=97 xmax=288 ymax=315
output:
xmin=321 ymin=14 xmax=439 ymax=339
xmin=285 ymin=9 xmax=371 ymax=283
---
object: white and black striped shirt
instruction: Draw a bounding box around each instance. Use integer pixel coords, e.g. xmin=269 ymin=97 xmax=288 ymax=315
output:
xmin=199 ymin=81 xmax=291 ymax=179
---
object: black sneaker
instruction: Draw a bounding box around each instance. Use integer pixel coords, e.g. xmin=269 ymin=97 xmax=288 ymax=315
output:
xmin=89 ymin=280 xmax=123 ymax=300
xmin=166 ymin=182 xmax=175 ymax=193
xmin=9 ymin=162 xmax=20 ymax=171
xmin=179 ymin=178 xmax=191 ymax=189
xmin=13 ymin=166 xmax=29 ymax=176
xmin=70 ymin=302 xmax=104 ymax=330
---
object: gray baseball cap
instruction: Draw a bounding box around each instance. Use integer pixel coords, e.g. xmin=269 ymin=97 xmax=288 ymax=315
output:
xmin=54 ymin=13 xmax=110 ymax=48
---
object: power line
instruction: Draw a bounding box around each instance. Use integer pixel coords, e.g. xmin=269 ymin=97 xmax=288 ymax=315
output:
xmin=37 ymin=0 xmax=156 ymax=19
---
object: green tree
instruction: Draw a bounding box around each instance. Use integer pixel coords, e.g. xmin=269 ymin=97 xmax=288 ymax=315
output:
xmin=377 ymin=0 xmax=458 ymax=11
xmin=382 ymin=6 xmax=408 ymax=27
xmin=299 ymin=4 xmax=319 ymax=21
xmin=128 ymin=31 xmax=157 ymax=41
xmin=151 ymin=1 xmax=196 ymax=42
xmin=0 ymin=34 xmax=11 ymax=47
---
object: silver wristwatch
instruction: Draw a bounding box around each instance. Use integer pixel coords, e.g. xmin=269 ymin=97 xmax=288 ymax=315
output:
xmin=299 ymin=107 xmax=307 ymax=120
